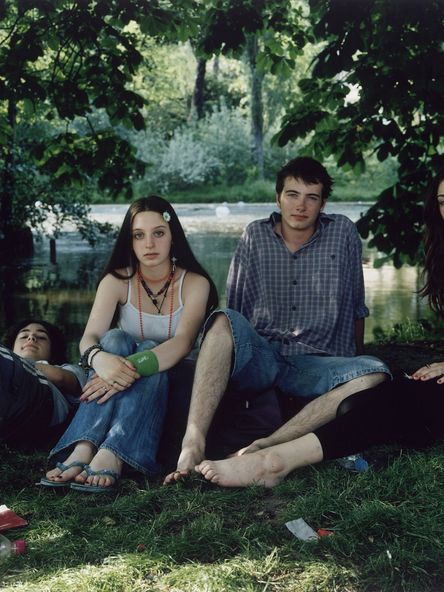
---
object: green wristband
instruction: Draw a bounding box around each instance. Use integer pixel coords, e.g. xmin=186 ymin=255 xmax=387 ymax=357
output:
xmin=126 ymin=350 xmax=159 ymax=377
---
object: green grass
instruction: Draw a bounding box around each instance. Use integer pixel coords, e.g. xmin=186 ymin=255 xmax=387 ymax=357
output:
xmin=2 ymin=445 xmax=444 ymax=591
xmin=373 ymin=318 xmax=444 ymax=345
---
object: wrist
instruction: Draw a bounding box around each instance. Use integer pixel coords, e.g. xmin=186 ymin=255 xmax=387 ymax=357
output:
xmin=79 ymin=344 xmax=103 ymax=371
xmin=89 ymin=349 xmax=104 ymax=370
xmin=126 ymin=350 xmax=159 ymax=376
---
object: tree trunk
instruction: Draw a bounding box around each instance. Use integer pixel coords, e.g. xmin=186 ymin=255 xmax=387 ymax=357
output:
xmin=0 ymin=99 xmax=33 ymax=260
xmin=213 ymin=55 xmax=219 ymax=78
xmin=0 ymin=99 xmax=16 ymax=237
xmin=246 ymin=34 xmax=264 ymax=180
xmin=190 ymin=57 xmax=206 ymax=120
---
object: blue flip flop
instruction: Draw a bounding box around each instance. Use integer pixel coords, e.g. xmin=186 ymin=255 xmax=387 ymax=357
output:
xmin=39 ymin=461 xmax=86 ymax=489
xmin=69 ymin=465 xmax=120 ymax=493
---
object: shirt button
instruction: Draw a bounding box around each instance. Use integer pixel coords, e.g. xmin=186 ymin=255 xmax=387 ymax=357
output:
xmin=293 ymin=254 xmax=298 ymax=259
xmin=292 ymin=280 xmax=297 ymax=285
xmin=291 ymin=306 xmax=296 ymax=311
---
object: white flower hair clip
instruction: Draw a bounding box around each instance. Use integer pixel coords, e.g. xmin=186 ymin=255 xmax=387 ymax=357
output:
xmin=163 ymin=211 xmax=171 ymax=222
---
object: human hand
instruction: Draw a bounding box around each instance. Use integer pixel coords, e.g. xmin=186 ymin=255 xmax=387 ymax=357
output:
xmin=411 ymin=361 xmax=444 ymax=384
xmin=82 ymin=352 xmax=139 ymax=403
xmin=81 ymin=374 xmax=119 ymax=404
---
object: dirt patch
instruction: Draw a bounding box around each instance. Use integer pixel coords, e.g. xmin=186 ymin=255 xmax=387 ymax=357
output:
xmin=364 ymin=341 xmax=444 ymax=375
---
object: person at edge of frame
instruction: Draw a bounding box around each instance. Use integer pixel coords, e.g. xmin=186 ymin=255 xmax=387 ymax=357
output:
xmin=0 ymin=319 xmax=85 ymax=451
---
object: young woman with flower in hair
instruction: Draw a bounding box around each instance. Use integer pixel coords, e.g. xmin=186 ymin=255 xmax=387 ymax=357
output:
xmin=43 ymin=196 xmax=218 ymax=491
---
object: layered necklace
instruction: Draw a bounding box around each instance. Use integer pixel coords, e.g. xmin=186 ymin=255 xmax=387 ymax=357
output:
xmin=136 ymin=262 xmax=176 ymax=341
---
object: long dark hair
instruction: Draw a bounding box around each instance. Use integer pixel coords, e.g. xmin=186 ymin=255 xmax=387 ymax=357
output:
xmin=419 ymin=168 xmax=444 ymax=316
xmin=101 ymin=195 xmax=218 ymax=315
xmin=3 ymin=318 xmax=68 ymax=365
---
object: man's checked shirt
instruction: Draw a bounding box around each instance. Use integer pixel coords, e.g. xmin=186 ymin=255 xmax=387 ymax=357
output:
xmin=226 ymin=211 xmax=369 ymax=357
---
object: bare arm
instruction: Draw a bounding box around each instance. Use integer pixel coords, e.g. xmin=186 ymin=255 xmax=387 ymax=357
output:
xmin=355 ymin=318 xmax=365 ymax=355
xmin=150 ymin=272 xmax=210 ymax=371
xmin=80 ymin=273 xmax=138 ymax=387
xmin=35 ymin=363 xmax=81 ymax=395
xmin=349 ymin=221 xmax=369 ymax=350
xmin=80 ymin=273 xmax=127 ymax=354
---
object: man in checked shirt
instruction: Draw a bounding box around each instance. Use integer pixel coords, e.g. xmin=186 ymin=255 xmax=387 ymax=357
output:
xmin=164 ymin=156 xmax=391 ymax=485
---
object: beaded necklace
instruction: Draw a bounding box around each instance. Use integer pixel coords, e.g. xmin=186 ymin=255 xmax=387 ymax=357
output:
xmin=136 ymin=264 xmax=176 ymax=341
xmin=139 ymin=268 xmax=174 ymax=313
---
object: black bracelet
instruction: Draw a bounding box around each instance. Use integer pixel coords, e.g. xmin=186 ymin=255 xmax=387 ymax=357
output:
xmin=79 ymin=344 xmax=103 ymax=370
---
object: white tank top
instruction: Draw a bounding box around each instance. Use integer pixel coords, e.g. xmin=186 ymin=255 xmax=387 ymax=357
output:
xmin=119 ymin=270 xmax=186 ymax=344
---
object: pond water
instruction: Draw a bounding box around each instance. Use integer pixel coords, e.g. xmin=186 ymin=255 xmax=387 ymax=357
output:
xmin=0 ymin=202 xmax=430 ymax=359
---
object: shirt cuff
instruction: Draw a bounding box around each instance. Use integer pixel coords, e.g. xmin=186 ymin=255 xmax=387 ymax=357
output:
xmin=355 ymin=305 xmax=369 ymax=318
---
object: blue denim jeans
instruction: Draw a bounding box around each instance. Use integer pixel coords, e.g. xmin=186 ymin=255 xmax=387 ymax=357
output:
xmin=203 ymin=309 xmax=391 ymax=398
xmin=50 ymin=329 xmax=168 ymax=475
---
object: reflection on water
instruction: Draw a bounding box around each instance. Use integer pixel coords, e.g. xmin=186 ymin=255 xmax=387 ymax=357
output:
xmin=0 ymin=202 xmax=430 ymax=359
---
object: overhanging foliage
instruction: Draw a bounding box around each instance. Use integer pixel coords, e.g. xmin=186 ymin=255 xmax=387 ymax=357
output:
xmin=275 ymin=0 xmax=444 ymax=267
xmin=0 ymin=0 xmax=197 ymax=244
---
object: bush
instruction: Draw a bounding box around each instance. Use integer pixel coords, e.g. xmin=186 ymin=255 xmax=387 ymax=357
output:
xmin=157 ymin=127 xmax=220 ymax=191
xmin=129 ymin=105 xmax=309 ymax=193
xmin=198 ymin=105 xmax=253 ymax=184
xmin=133 ymin=106 xmax=253 ymax=191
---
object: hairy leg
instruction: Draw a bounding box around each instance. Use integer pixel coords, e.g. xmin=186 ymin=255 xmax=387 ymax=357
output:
xmin=164 ymin=314 xmax=233 ymax=484
xmin=45 ymin=441 xmax=96 ymax=482
xmin=196 ymin=432 xmax=323 ymax=488
xmin=237 ymin=372 xmax=388 ymax=455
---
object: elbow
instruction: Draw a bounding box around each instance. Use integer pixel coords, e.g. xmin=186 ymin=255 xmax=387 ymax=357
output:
xmin=175 ymin=334 xmax=195 ymax=359
xmin=182 ymin=335 xmax=195 ymax=357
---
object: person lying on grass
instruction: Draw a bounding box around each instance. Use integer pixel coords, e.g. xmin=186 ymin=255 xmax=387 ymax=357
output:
xmin=1 ymin=319 xmax=85 ymax=451
xmin=195 ymin=167 xmax=444 ymax=487
xmin=43 ymin=195 xmax=218 ymax=492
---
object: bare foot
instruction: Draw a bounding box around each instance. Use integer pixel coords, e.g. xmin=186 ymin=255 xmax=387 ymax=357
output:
xmin=195 ymin=450 xmax=288 ymax=488
xmin=75 ymin=448 xmax=123 ymax=488
xmin=45 ymin=442 xmax=95 ymax=483
xmin=163 ymin=442 xmax=205 ymax=485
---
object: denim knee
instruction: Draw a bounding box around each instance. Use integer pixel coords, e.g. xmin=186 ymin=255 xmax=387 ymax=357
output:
xmin=100 ymin=329 xmax=135 ymax=357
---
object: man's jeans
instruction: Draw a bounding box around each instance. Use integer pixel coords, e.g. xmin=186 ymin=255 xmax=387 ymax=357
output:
xmin=202 ymin=309 xmax=391 ymax=398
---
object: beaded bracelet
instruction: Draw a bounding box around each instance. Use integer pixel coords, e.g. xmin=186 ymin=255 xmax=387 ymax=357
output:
xmin=88 ymin=347 xmax=103 ymax=369
xmin=79 ymin=344 xmax=103 ymax=370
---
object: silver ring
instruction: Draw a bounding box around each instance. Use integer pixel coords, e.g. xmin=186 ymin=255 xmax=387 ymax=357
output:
xmin=102 ymin=387 xmax=107 ymax=392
